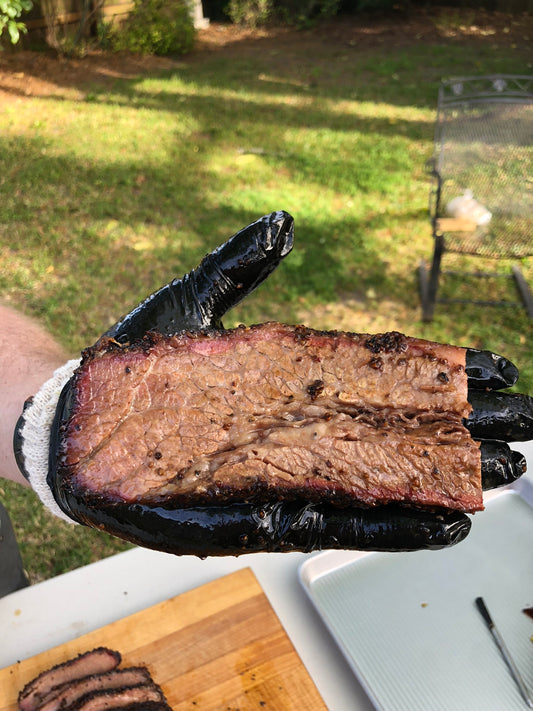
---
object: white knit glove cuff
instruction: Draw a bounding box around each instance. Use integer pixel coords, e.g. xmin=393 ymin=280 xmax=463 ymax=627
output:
xmin=20 ymin=359 xmax=81 ymax=524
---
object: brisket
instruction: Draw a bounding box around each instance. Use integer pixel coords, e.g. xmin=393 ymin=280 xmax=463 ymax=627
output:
xmin=18 ymin=650 xmax=170 ymax=711
xmin=18 ymin=648 xmax=122 ymax=711
xmin=55 ymin=323 xmax=482 ymax=513
xmin=57 ymin=684 xmax=167 ymax=711
xmin=35 ymin=668 xmax=153 ymax=711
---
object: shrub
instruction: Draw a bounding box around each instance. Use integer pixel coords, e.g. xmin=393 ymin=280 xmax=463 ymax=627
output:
xmin=111 ymin=0 xmax=195 ymax=56
xmin=0 ymin=0 xmax=33 ymax=44
xmin=275 ymin=0 xmax=341 ymax=26
xmin=225 ymin=0 xmax=341 ymax=28
xmin=225 ymin=0 xmax=272 ymax=27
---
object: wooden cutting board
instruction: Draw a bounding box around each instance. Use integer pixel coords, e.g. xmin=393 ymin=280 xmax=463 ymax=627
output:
xmin=0 ymin=567 xmax=326 ymax=710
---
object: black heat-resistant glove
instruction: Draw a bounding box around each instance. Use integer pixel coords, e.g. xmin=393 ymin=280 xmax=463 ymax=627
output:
xmin=14 ymin=211 xmax=533 ymax=555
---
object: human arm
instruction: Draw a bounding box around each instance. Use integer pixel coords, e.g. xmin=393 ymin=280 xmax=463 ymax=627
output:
xmin=0 ymin=303 xmax=69 ymax=487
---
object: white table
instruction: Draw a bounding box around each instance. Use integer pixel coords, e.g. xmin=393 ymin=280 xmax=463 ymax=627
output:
xmin=1 ymin=548 xmax=373 ymax=710
xmin=3 ymin=440 xmax=532 ymax=711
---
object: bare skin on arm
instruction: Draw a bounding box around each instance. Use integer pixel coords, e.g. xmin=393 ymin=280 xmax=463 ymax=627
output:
xmin=0 ymin=303 xmax=69 ymax=486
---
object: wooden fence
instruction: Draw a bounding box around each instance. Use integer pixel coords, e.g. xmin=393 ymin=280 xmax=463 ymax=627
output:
xmin=23 ymin=0 xmax=207 ymax=37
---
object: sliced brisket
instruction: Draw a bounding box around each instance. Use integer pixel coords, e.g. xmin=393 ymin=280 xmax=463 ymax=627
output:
xmin=54 ymin=323 xmax=481 ymax=513
xmin=34 ymin=668 xmax=153 ymax=711
xmin=18 ymin=650 xmax=170 ymax=711
xmin=18 ymin=648 xmax=121 ymax=711
xmin=58 ymin=684 xmax=167 ymax=711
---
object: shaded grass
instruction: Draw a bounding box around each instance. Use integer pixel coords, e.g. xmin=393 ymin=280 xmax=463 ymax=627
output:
xmin=1 ymin=14 xmax=532 ymax=581
xmin=0 ymin=481 xmax=134 ymax=580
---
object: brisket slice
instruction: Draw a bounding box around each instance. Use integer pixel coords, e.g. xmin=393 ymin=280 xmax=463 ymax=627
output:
xmin=18 ymin=651 xmax=170 ymax=711
xmin=34 ymin=668 xmax=153 ymax=711
xmin=55 ymin=684 xmax=167 ymax=711
xmin=54 ymin=322 xmax=481 ymax=513
xmin=18 ymin=648 xmax=121 ymax=711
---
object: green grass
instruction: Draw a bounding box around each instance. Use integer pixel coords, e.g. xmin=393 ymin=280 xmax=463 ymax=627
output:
xmin=1 ymin=12 xmax=532 ymax=582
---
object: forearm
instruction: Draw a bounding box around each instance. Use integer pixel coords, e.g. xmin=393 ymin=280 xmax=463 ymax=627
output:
xmin=0 ymin=304 xmax=70 ymax=486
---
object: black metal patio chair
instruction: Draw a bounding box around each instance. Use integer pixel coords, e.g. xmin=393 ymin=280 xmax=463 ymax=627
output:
xmin=419 ymin=74 xmax=533 ymax=321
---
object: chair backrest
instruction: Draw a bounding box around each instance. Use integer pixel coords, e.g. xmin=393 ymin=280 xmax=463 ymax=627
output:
xmin=432 ymin=75 xmax=533 ymax=258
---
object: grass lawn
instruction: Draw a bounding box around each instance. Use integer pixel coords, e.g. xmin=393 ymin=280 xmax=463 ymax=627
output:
xmin=1 ymin=7 xmax=532 ymax=582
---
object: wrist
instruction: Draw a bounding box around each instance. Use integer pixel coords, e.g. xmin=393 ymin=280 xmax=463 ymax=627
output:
xmin=16 ymin=359 xmax=81 ymax=523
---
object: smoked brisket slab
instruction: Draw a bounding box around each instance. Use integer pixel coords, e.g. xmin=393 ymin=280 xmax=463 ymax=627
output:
xmin=52 ymin=323 xmax=482 ymax=514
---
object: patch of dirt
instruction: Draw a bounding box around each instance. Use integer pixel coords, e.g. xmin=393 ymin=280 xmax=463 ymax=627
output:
xmin=195 ymin=6 xmax=532 ymax=54
xmin=0 ymin=7 xmax=531 ymax=102
xmin=0 ymin=49 xmax=179 ymax=101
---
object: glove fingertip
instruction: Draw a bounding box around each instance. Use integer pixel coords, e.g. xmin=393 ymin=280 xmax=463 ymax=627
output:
xmin=267 ymin=210 xmax=294 ymax=257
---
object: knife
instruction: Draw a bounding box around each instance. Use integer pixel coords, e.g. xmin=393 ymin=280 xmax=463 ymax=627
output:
xmin=475 ymin=596 xmax=533 ymax=709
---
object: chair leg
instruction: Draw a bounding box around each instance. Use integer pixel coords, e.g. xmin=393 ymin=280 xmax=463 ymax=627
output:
xmin=511 ymin=265 xmax=533 ymax=319
xmin=420 ymin=234 xmax=445 ymax=322
xmin=419 ymin=259 xmax=431 ymax=321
